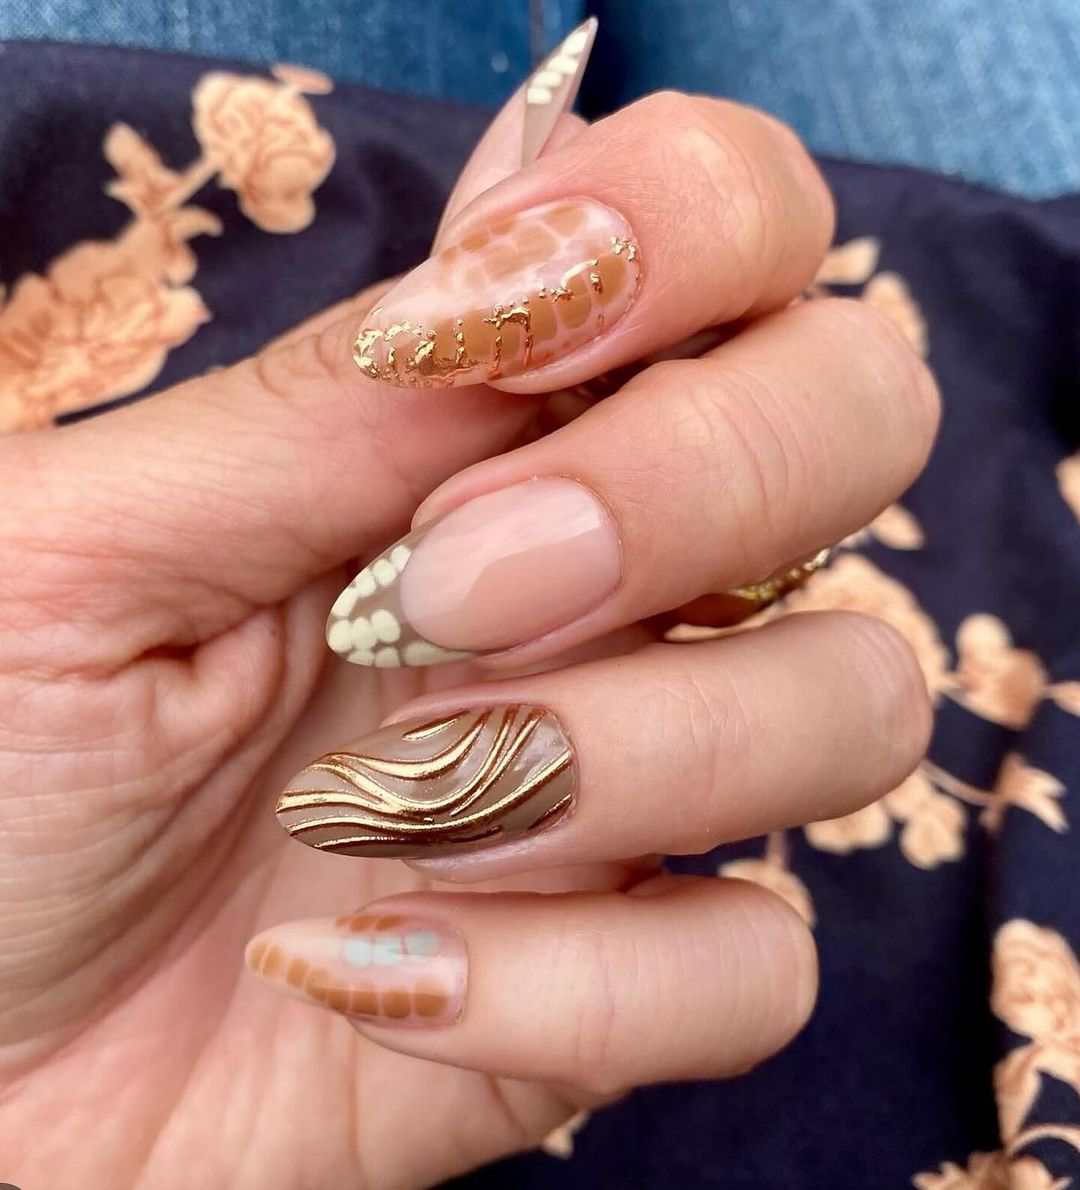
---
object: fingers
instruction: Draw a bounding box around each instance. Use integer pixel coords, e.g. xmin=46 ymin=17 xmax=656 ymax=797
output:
xmin=275 ymin=611 xmax=932 ymax=873
xmin=326 ymin=296 xmax=939 ymax=671
xmin=0 ymin=335 xmax=539 ymax=665
xmin=0 ymin=32 xmax=600 ymax=665
xmin=246 ymin=877 xmax=817 ymax=1090
xmin=353 ymin=91 xmax=833 ymax=393
xmin=433 ymin=19 xmax=595 ymax=242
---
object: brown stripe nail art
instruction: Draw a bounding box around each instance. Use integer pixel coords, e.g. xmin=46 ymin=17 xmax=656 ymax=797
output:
xmin=246 ymin=914 xmax=466 ymax=1027
xmin=353 ymin=198 xmax=642 ymax=388
xmin=276 ymin=705 xmax=575 ymax=858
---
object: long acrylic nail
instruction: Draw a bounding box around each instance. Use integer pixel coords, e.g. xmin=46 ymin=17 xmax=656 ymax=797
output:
xmin=354 ymin=197 xmax=642 ymax=388
xmin=436 ymin=17 xmax=598 ymax=242
xmin=246 ymin=912 xmax=466 ymax=1026
xmin=276 ymin=705 xmax=576 ymax=858
xmin=326 ymin=478 xmax=620 ymax=668
xmin=521 ymin=17 xmax=597 ymax=165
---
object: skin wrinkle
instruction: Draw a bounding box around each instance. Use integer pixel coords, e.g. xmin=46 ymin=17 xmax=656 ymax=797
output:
xmin=554 ymin=922 xmax=625 ymax=1095
xmin=0 ymin=596 xmax=303 ymax=1060
xmin=132 ymin=852 xmax=301 ymax=1190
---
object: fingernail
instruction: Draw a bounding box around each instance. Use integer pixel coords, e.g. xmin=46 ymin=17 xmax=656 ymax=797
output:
xmin=246 ymin=912 xmax=466 ymax=1026
xmin=276 ymin=705 xmax=575 ymax=858
xmin=354 ymin=198 xmax=642 ymax=388
xmin=521 ymin=17 xmax=597 ymax=165
xmin=436 ymin=17 xmax=598 ymax=241
xmin=326 ymin=478 xmax=620 ymax=667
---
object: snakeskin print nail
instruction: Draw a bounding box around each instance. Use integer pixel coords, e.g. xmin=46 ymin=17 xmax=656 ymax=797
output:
xmin=246 ymin=912 xmax=466 ymax=1027
xmin=353 ymin=198 xmax=642 ymax=388
xmin=276 ymin=706 xmax=576 ymax=858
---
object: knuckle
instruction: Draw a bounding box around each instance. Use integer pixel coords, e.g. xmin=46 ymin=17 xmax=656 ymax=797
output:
xmin=645 ymin=357 xmax=820 ymax=576
xmin=556 ymin=927 xmax=631 ymax=1096
xmin=639 ymin=95 xmax=774 ymax=295
xmin=810 ymin=296 xmax=941 ymax=463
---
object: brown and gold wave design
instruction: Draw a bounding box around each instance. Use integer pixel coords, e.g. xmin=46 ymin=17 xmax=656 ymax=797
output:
xmin=276 ymin=705 xmax=575 ymax=857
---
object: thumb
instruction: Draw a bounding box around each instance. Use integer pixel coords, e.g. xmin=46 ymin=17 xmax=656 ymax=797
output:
xmin=0 ymin=283 xmax=536 ymax=668
xmin=0 ymin=21 xmax=601 ymax=669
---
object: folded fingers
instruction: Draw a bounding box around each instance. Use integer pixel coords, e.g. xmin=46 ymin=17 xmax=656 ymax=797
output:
xmin=246 ymin=876 xmax=816 ymax=1091
xmin=327 ymin=296 xmax=939 ymax=671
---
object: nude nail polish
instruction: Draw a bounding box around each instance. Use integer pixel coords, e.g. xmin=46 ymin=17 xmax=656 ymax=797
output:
xmin=276 ymin=705 xmax=576 ymax=858
xmin=325 ymin=477 xmax=620 ymax=668
xmin=354 ymin=198 xmax=642 ymax=388
xmin=246 ymin=912 xmax=466 ymax=1026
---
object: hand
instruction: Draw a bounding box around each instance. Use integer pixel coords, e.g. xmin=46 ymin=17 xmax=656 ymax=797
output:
xmin=0 ymin=81 xmax=938 ymax=1190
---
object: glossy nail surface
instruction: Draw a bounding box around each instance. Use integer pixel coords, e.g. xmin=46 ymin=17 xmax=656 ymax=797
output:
xmin=354 ymin=198 xmax=642 ymax=388
xmin=276 ymin=705 xmax=575 ymax=858
xmin=326 ymin=478 xmax=621 ymax=667
xmin=521 ymin=17 xmax=597 ymax=164
xmin=246 ymin=912 xmax=466 ymax=1027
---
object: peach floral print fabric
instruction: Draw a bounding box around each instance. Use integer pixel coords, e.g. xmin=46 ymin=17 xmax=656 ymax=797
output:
xmin=914 ymin=921 xmax=1080 ymax=1187
xmin=0 ymin=64 xmax=335 ymax=431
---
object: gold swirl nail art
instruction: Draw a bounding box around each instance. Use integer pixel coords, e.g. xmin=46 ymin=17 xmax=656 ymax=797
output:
xmin=276 ymin=706 xmax=575 ymax=858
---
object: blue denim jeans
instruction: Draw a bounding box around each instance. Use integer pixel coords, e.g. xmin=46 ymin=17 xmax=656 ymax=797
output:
xmin=3 ymin=0 xmax=1078 ymax=198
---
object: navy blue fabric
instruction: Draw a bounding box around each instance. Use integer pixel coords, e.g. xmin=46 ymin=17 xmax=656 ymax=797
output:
xmin=1 ymin=39 xmax=1078 ymax=1188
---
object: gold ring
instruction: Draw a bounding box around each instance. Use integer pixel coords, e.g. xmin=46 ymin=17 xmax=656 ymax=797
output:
xmin=727 ymin=547 xmax=833 ymax=610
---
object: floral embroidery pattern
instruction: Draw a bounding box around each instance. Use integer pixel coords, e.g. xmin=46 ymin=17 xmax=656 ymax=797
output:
xmin=0 ymin=64 xmax=335 ymax=432
xmin=914 ymin=922 xmax=1080 ymax=1187
xmin=1058 ymin=454 xmax=1080 ymax=522
xmin=720 ymin=832 xmax=816 ymax=926
xmin=541 ymin=1110 xmax=591 ymax=1158
xmin=812 ymin=235 xmax=928 ymax=356
xmin=768 ymin=551 xmax=1078 ymax=870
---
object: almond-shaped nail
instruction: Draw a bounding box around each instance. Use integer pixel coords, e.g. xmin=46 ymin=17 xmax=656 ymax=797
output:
xmin=354 ymin=198 xmax=642 ymax=388
xmin=326 ymin=478 xmax=620 ymax=668
xmin=246 ymin=912 xmax=466 ymax=1026
xmin=275 ymin=705 xmax=575 ymax=858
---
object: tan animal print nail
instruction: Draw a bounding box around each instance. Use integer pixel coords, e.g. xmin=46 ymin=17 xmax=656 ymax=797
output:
xmin=354 ymin=198 xmax=641 ymax=388
xmin=246 ymin=913 xmax=466 ymax=1028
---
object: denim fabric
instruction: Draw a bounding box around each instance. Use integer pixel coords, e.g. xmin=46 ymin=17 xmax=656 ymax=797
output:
xmin=0 ymin=0 xmax=538 ymax=108
xmin=1 ymin=1 xmax=1078 ymax=193
xmin=581 ymin=0 xmax=1080 ymax=200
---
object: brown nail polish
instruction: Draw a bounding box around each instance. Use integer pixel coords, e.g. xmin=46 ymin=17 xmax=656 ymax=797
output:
xmin=246 ymin=913 xmax=466 ymax=1027
xmin=353 ymin=198 xmax=642 ymax=388
xmin=276 ymin=706 xmax=575 ymax=858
